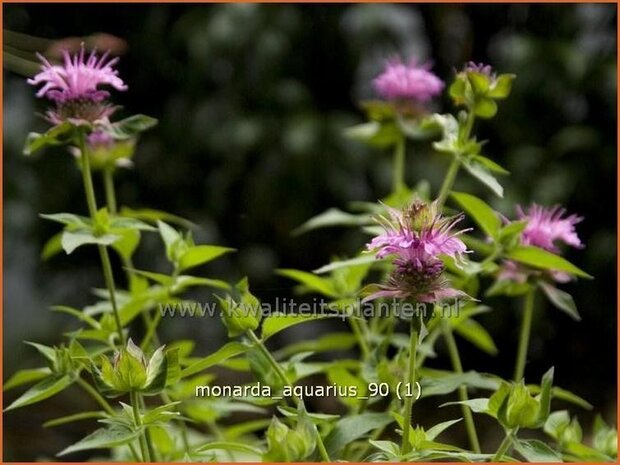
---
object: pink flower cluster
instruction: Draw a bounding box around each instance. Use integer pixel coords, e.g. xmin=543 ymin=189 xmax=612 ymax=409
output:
xmin=366 ymin=201 xmax=469 ymax=303
xmin=517 ymin=204 xmax=583 ymax=252
xmin=373 ymin=58 xmax=444 ymax=103
xmin=28 ymin=45 xmax=127 ymax=124
xmin=499 ymin=204 xmax=583 ymax=283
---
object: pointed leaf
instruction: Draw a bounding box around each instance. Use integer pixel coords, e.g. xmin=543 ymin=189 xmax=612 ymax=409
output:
xmin=507 ymin=246 xmax=592 ymax=279
xmin=4 ymin=375 xmax=73 ymax=411
xmin=451 ymin=192 xmax=501 ymax=238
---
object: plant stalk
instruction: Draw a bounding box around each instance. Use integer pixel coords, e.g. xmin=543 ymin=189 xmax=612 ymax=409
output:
xmin=514 ymin=288 xmax=535 ymax=382
xmin=392 ymin=136 xmax=406 ymax=193
xmin=130 ymin=390 xmax=151 ymax=462
xmin=441 ymin=319 xmax=481 ymax=453
xmin=246 ymin=330 xmax=331 ymax=462
xmin=493 ymin=428 xmax=517 ymax=461
xmin=103 ymin=167 xmax=117 ymax=215
xmin=436 ymin=110 xmax=476 ymax=209
xmin=400 ymin=318 xmax=419 ymax=456
xmin=76 ymin=378 xmax=140 ymax=461
xmin=77 ymin=130 xmax=125 ymax=346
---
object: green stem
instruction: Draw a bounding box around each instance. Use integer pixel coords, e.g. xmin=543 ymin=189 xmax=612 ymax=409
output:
xmin=441 ymin=320 xmax=481 ymax=453
xmin=130 ymin=391 xmax=151 ymax=462
xmin=76 ymin=378 xmax=140 ymax=461
xmin=161 ymin=391 xmax=190 ymax=453
xmin=246 ymin=330 xmax=331 ymax=462
xmin=392 ymin=136 xmax=406 ymax=193
xmin=435 ymin=110 xmax=476 ymax=209
xmin=103 ymin=167 xmax=117 ymax=215
xmin=349 ymin=316 xmax=371 ymax=360
xmin=139 ymin=395 xmax=158 ymax=462
xmin=98 ymin=246 xmax=126 ymax=346
xmin=77 ymin=130 xmax=125 ymax=346
xmin=77 ymin=377 xmax=115 ymax=416
xmin=400 ymin=318 xmax=419 ymax=456
xmin=436 ymin=156 xmax=461 ymax=210
xmin=493 ymin=428 xmax=517 ymax=462
xmin=100 ymin=165 xmax=163 ymax=351
xmin=514 ymin=288 xmax=535 ymax=382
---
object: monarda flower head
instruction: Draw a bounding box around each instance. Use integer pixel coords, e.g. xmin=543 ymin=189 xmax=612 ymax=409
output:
xmin=464 ymin=61 xmax=495 ymax=77
xmin=517 ymin=204 xmax=583 ymax=253
xmin=373 ymin=57 xmax=444 ymax=103
xmin=498 ymin=204 xmax=583 ymax=284
xmin=28 ymin=45 xmax=127 ymax=125
xmin=365 ymin=200 xmax=469 ymax=303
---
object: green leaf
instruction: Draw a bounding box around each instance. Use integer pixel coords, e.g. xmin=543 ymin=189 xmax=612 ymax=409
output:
xmin=544 ymin=410 xmax=572 ymax=441
xmin=506 ymin=382 xmax=540 ymax=428
xmin=513 ymin=439 xmax=562 ymax=462
xmin=276 ymin=269 xmax=337 ymax=297
xmin=43 ymin=411 xmax=106 ymax=428
xmin=314 ymin=254 xmax=379 ymax=274
xmin=157 ymin=220 xmax=182 ymax=262
xmin=58 ymin=425 xmax=140 ymax=456
xmin=461 ymin=160 xmax=504 ymax=197
xmin=40 ymin=212 xmax=90 ymax=227
xmin=41 ymin=232 xmax=64 ymax=260
xmin=108 ymin=114 xmax=158 ymax=140
xmin=344 ymin=121 xmax=402 ymax=148
xmin=454 ymin=318 xmax=498 ymax=355
xmin=4 ymin=375 xmax=73 ymax=411
xmin=51 ymin=305 xmax=100 ymax=329
xmin=538 ymin=367 xmax=554 ymax=424
xmin=507 ymin=246 xmax=592 ymax=279
xmin=441 ymin=398 xmax=490 ymax=413
xmin=275 ymin=332 xmax=357 ymax=359
xmin=422 ymin=371 xmax=499 ymax=398
xmin=4 ymin=368 xmax=52 ymax=391
xmin=179 ymin=245 xmax=235 ymax=271
xmin=488 ymin=74 xmax=516 ymax=99
xmin=471 ymin=155 xmax=510 ymax=175
xmin=293 ymin=208 xmax=371 ymax=235
xmin=425 ymin=418 xmax=462 ymax=441
xmin=326 ymin=367 xmax=367 ymax=408
xmin=61 ymin=230 xmax=119 ymax=254
xmin=449 ymin=78 xmax=467 ymax=101
xmin=468 ymin=71 xmax=491 ymax=94
xmin=473 ymin=98 xmax=498 ymax=119
xmin=262 ymin=313 xmax=327 ymax=340
xmin=539 ymin=282 xmax=581 ymax=321
xmin=196 ymin=441 xmax=263 ymax=456
xmin=182 ymin=342 xmax=249 ymax=378
xmin=24 ymin=341 xmax=57 ymax=363
xmin=119 ymin=207 xmax=194 ymax=229
xmin=23 ymin=122 xmax=74 ymax=156
xmin=324 ymin=412 xmax=393 ymax=455
xmin=110 ymin=228 xmax=141 ymax=261
xmin=451 ymin=191 xmax=501 ymax=238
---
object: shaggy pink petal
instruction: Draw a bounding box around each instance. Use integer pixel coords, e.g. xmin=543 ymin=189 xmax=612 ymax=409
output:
xmin=28 ymin=45 xmax=127 ymax=103
xmin=517 ymin=204 xmax=583 ymax=252
xmin=373 ymin=58 xmax=444 ymax=103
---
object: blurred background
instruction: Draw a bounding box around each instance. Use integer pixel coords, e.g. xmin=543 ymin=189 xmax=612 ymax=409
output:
xmin=3 ymin=3 xmax=617 ymax=461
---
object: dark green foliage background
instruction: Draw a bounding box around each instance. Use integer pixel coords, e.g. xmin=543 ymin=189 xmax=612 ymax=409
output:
xmin=3 ymin=3 xmax=617 ymax=461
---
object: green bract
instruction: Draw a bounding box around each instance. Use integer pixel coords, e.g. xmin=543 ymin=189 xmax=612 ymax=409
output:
xmin=93 ymin=339 xmax=176 ymax=397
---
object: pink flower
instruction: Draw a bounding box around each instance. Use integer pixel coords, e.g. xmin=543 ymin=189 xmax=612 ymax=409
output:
xmin=373 ymin=58 xmax=444 ymax=103
xmin=517 ymin=204 xmax=583 ymax=253
xmin=368 ymin=201 xmax=469 ymax=264
xmin=464 ymin=61 xmax=494 ymax=77
xmin=28 ymin=45 xmax=127 ymax=124
xmin=365 ymin=201 xmax=469 ymax=303
xmin=497 ymin=204 xmax=584 ymax=285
